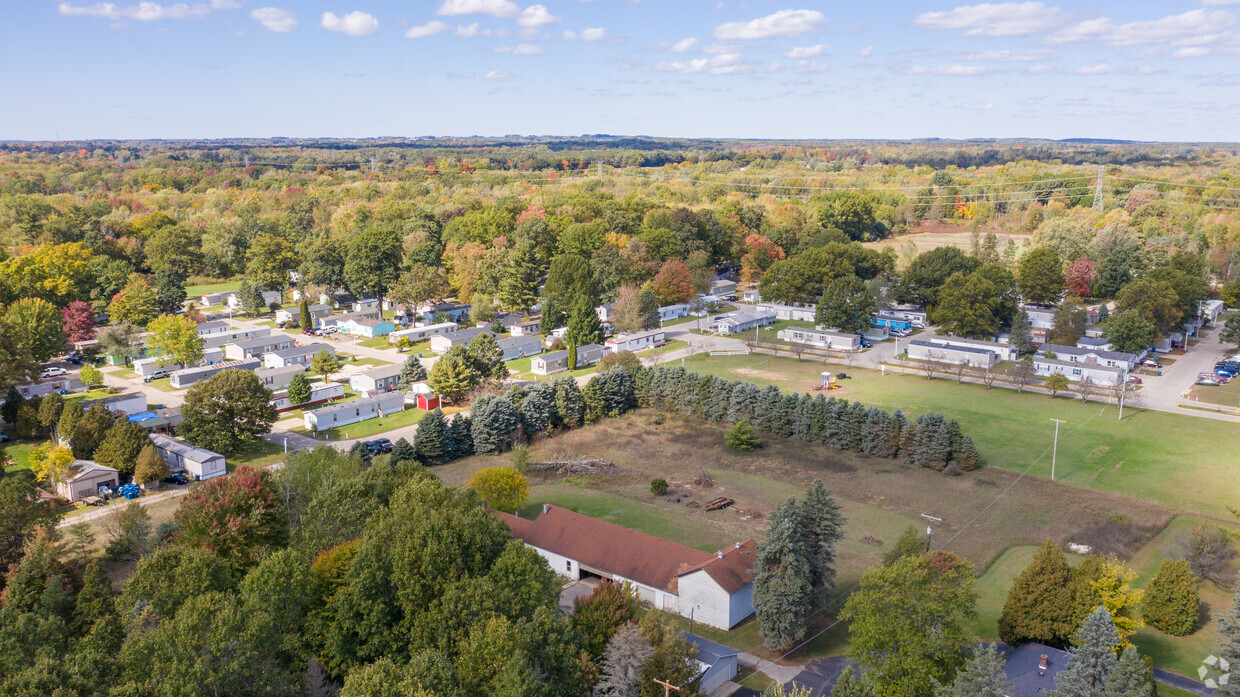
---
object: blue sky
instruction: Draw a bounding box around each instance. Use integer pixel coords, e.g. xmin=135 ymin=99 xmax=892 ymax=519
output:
xmin=3 ymin=0 xmax=1240 ymax=141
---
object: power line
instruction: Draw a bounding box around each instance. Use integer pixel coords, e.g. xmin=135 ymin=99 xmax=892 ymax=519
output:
xmin=1112 ymin=176 xmax=1240 ymax=192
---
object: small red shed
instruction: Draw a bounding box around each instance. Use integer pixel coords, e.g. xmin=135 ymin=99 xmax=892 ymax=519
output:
xmin=416 ymin=393 xmax=441 ymax=410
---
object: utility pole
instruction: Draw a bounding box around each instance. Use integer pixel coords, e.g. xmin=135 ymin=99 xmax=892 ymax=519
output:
xmin=1092 ymin=164 xmax=1104 ymax=212
xmin=921 ymin=513 xmax=941 ymax=551
xmin=653 ymin=679 xmax=681 ymax=697
xmin=1049 ymin=418 xmax=1066 ymax=480
xmin=596 ymin=160 xmax=603 ymax=176
xmin=244 ymin=154 xmax=251 ymax=168
xmin=370 ymin=156 xmax=376 ymax=174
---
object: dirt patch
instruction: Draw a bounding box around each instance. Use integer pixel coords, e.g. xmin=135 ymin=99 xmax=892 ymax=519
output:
xmin=1085 ymin=446 xmax=1111 ymax=461
xmin=1070 ymin=516 xmax=1165 ymax=559
xmin=735 ymin=367 xmax=788 ymax=382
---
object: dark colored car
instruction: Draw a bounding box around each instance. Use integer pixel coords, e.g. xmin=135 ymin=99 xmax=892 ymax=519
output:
xmin=858 ymin=339 xmax=872 ymax=348
xmin=162 ymin=473 xmax=190 ymax=485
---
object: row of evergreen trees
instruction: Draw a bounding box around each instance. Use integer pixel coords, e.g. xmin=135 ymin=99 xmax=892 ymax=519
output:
xmin=585 ymin=365 xmax=981 ymax=473
xmin=402 ymin=364 xmax=980 ymax=477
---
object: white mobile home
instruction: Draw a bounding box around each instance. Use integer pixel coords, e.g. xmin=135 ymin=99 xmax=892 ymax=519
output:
xmin=16 ymin=376 xmax=88 ymax=400
xmin=228 ymin=290 xmax=282 ymax=310
xmin=606 ymin=329 xmax=667 ymax=353
xmin=906 ymin=339 xmax=998 ymax=368
xmin=531 ymin=344 xmax=605 ymax=375
xmin=274 ymin=304 xmax=332 ymax=326
xmin=497 ymin=334 xmax=543 ymax=361
xmin=303 ymin=391 xmax=405 ymax=431
xmin=658 ymin=304 xmax=690 ymax=322
xmin=927 ymin=336 xmax=1019 ymax=362
xmin=254 ymin=364 xmax=306 ymax=391
xmin=1036 ymin=344 xmax=1137 ymax=370
xmin=80 ymin=393 xmax=148 ymax=416
xmin=429 ymin=327 xmax=494 ymax=353
xmin=270 ymin=382 xmax=344 ymax=411
xmin=170 ymin=359 xmax=262 ymax=389
xmin=224 ymin=336 xmax=294 ymax=360
xmin=758 ymin=302 xmax=817 ymax=322
xmin=263 ymin=343 xmax=334 ymax=369
xmin=710 ymin=309 xmax=777 ymax=335
xmin=388 ymin=322 xmax=459 ymax=345
xmin=778 ymin=327 xmax=860 ymax=351
xmin=195 ymin=320 xmax=234 ymax=337
xmin=1032 ymin=356 xmax=1125 ymax=386
xmin=349 ymin=364 xmax=403 ymax=394
xmin=202 ymin=327 xmax=271 ymax=350
xmin=149 ymin=434 xmax=226 ymax=481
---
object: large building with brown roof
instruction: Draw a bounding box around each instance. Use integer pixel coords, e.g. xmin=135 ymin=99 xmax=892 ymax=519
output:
xmin=493 ymin=503 xmax=757 ymax=630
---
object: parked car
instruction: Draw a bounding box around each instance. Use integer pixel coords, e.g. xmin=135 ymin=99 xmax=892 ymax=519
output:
xmin=889 ymin=329 xmax=908 ymax=337
xmin=143 ymin=370 xmax=170 ymax=383
xmin=162 ymin=472 xmax=190 ymax=485
xmin=1197 ymin=377 xmax=1221 ymax=386
xmin=1140 ymin=360 xmax=1163 ymax=369
xmin=859 ymin=339 xmax=872 ymax=349
xmin=1171 ymin=342 xmax=1186 ymax=350
xmin=0 ymin=432 xmax=9 ymax=443
xmin=722 ymin=294 xmax=739 ymax=302
xmin=40 ymin=366 xmax=67 ymax=378
xmin=374 ymin=438 xmax=393 ymax=452
xmin=1126 ymin=375 xmax=1142 ymax=385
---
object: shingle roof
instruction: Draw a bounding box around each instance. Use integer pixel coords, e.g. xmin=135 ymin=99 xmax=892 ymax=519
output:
xmin=149 ymin=434 xmax=223 ymax=464
xmin=492 ymin=505 xmax=755 ymax=595
xmin=268 ymin=343 xmax=331 ymax=359
xmin=679 ymin=541 xmax=758 ymax=593
xmin=360 ymin=364 xmax=402 ymax=380
xmin=1038 ymin=343 xmax=1135 ymax=363
xmin=1000 ymin=642 xmax=1072 ymax=697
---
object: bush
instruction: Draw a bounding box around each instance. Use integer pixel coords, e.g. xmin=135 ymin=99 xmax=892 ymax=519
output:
xmin=1143 ymin=558 xmax=1200 ymax=636
xmin=650 ymin=478 xmax=669 ymax=495
xmin=1174 ymin=524 xmax=1236 ymax=585
xmin=725 ymin=421 xmax=760 ymax=451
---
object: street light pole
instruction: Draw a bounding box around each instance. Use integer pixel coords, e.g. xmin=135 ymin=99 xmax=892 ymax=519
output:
xmin=1049 ymin=418 xmax=1066 ymax=480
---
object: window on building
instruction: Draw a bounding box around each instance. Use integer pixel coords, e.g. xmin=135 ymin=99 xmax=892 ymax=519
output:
xmin=566 ymin=561 xmax=572 ymax=572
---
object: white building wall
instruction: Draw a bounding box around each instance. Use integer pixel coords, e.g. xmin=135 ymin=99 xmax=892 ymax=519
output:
xmin=676 ymin=570 xmax=733 ymax=630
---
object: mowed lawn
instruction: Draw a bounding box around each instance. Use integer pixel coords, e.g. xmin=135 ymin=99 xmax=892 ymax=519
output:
xmin=680 ymin=353 xmax=1240 ymax=518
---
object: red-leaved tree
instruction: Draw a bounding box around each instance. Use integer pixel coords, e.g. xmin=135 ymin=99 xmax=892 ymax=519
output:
xmin=1065 ymin=258 xmax=1098 ymax=298
xmin=649 ymin=259 xmax=695 ymax=305
xmin=62 ymin=300 xmax=96 ymax=345
xmin=572 ymin=580 xmax=641 ymax=655
xmin=740 ymin=233 xmax=786 ymax=284
xmin=173 ymin=466 xmax=287 ymax=570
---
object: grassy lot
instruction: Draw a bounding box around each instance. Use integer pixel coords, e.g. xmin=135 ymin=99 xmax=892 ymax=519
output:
xmin=65 ymin=389 xmax=114 ymax=405
xmin=679 ymin=353 xmax=1240 ymax=518
xmin=1187 ymin=378 xmax=1240 ymax=408
xmin=230 ymin=439 xmax=287 ymax=469
xmin=185 ymin=279 xmax=241 ymax=296
xmin=4 ymin=441 xmax=37 ymax=471
xmin=347 ymin=356 xmax=395 ymax=367
xmin=356 ymin=336 xmax=397 ymax=349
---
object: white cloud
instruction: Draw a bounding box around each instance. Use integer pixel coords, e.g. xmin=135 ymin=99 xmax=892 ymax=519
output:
xmin=1027 ymin=64 xmax=1060 ymax=73
xmin=913 ymin=2 xmax=1066 ymax=37
xmin=670 ymin=37 xmax=697 ymax=52
xmin=784 ymin=43 xmax=827 ymax=59
xmin=456 ymin=22 xmax=499 ymax=37
xmin=58 ymin=0 xmax=240 ymax=21
xmin=483 ymin=69 xmax=516 ymax=80
xmin=405 ymin=20 xmax=448 ymax=38
xmin=436 ymin=0 xmax=519 ymax=18
xmin=494 ymin=43 xmax=545 ymax=54
xmin=654 ymin=52 xmax=751 ymax=74
xmin=857 ymin=45 xmax=874 ymax=57
xmin=933 ymin=64 xmax=989 ymax=75
xmin=517 ymin=4 xmax=559 ymax=27
xmin=580 ymin=26 xmax=609 ymax=42
xmin=320 ymin=10 xmax=378 ymax=36
xmin=1048 ymin=10 xmax=1236 ymax=48
xmin=1202 ymin=0 xmax=1240 ymax=5
xmin=1174 ymin=46 xmax=1211 ymax=57
xmin=960 ymin=48 xmax=1056 ymax=61
xmin=714 ymin=9 xmax=827 ymax=40
xmin=1074 ymin=63 xmax=1116 ymax=74
xmin=793 ymin=59 xmax=828 ymax=73
xmin=561 ymin=29 xmax=576 ymax=39
xmin=250 ymin=7 xmax=296 ymax=33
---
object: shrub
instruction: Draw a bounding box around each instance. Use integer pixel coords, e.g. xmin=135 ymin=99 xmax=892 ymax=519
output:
xmin=1174 ymin=524 xmax=1236 ymax=585
xmin=650 ymin=478 xmax=669 ymax=495
xmin=725 ymin=421 xmax=760 ymax=451
xmin=1143 ymin=558 xmax=1200 ymax=636
xmin=466 ymin=466 xmax=529 ymax=513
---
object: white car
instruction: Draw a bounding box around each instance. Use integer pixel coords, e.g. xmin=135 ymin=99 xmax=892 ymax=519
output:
xmin=40 ymin=367 xmax=67 ymax=378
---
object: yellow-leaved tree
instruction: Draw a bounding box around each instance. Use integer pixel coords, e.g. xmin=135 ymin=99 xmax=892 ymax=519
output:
xmin=466 ymin=466 xmax=529 ymax=513
xmin=30 ymin=442 xmax=75 ymax=486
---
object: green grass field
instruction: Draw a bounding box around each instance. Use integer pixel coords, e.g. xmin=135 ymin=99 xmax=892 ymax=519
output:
xmin=185 ymin=279 xmax=241 ymax=296
xmin=229 ymin=439 xmax=287 ymax=469
xmin=679 ymin=353 xmax=1240 ymax=518
xmin=4 ymin=441 xmax=36 ymax=472
xmin=1188 ymin=378 xmax=1240 ymax=408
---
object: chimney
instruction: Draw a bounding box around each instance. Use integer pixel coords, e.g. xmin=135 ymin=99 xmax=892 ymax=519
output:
xmin=542 ymin=503 xmax=550 ymax=515
xmin=717 ymin=550 xmax=723 ymax=559
xmin=735 ymin=541 xmax=741 ymax=549
xmin=1039 ymin=655 xmax=1048 ymax=675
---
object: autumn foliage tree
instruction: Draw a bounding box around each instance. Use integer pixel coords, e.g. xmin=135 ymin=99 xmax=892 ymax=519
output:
xmin=573 ymin=581 xmax=642 ymax=656
xmin=740 ymin=233 xmax=786 ymax=284
xmin=1065 ymin=258 xmax=1098 ymax=297
xmin=61 ymin=299 xmax=96 ymax=344
xmin=650 ymin=259 xmax=695 ymax=306
xmin=174 ymin=465 xmax=287 ymax=570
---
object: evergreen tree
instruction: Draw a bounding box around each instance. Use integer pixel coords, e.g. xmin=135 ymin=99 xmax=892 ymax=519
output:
xmin=1209 ymin=575 xmax=1240 ymax=697
xmin=520 ymin=383 xmax=556 ymax=436
xmin=1051 ymin=607 xmax=1121 ymax=697
xmin=757 ymin=385 xmax=782 ymax=434
xmin=889 ymin=409 xmax=907 ymax=459
xmin=1010 ymin=309 xmax=1037 ymax=356
xmin=73 ymin=559 xmax=117 ymax=631
xmin=706 ymin=379 xmax=734 ymax=422
xmin=899 ymin=421 xmax=919 ymax=465
xmin=1142 ymin=558 xmax=1200 ymax=637
xmin=935 ymin=644 xmax=1013 ymax=697
xmin=397 ymin=354 xmax=427 ymax=390
xmin=471 ymin=396 xmax=522 ymax=455
xmin=286 ymin=371 xmax=311 ymax=407
xmin=446 ymin=415 xmax=474 ymax=459
xmin=552 ymin=376 xmax=585 ymax=429
xmin=954 ymin=436 xmax=981 ymax=472
xmin=298 ymin=296 xmax=311 ymax=330
xmin=389 ymin=437 xmax=417 ymax=466
xmin=999 ymin=539 xmax=1076 ymax=647
xmin=566 ymin=295 xmax=604 ymax=347
xmin=348 ymin=441 xmax=372 ymax=466
xmin=792 ymin=393 xmax=813 ymax=441
xmin=1102 ymin=646 xmax=1152 ymax=697
xmin=237 ymin=281 xmax=265 ymax=315
xmin=71 ymin=402 xmax=118 ymax=460
xmin=596 ymin=622 xmax=653 ymax=697
xmin=429 ymin=346 xmax=477 ymax=403
xmin=883 ymin=525 xmax=926 ymax=566
xmin=414 ymin=409 xmax=448 ymax=464
xmin=56 ymin=400 xmax=84 ymax=444
xmin=497 ymin=243 xmax=541 ymax=313
xmin=845 ymin=402 xmax=867 ymax=452
xmin=800 ymin=479 xmax=846 ymax=606
xmin=825 ymin=399 xmax=849 ymax=450
xmin=832 ymin=667 xmax=873 ymax=697
xmin=753 ymin=498 xmax=814 ymax=650
xmin=809 ymin=395 xmax=830 ymax=443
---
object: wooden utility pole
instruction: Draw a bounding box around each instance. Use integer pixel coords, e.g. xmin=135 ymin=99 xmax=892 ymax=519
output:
xmin=653 ymin=678 xmax=682 ymax=697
